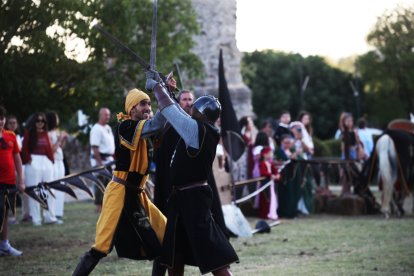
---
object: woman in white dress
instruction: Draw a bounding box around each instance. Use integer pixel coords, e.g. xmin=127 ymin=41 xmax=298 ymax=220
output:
xmin=46 ymin=111 xmax=68 ymax=220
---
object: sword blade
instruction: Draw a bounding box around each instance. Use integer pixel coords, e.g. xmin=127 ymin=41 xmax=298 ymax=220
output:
xmin=150 ymin=0 xmax=158 ymax=70
xmin=174 ymin=62 xmax=184 ymax=90
xmin=93 ymin=24 xmax=149 ymax=70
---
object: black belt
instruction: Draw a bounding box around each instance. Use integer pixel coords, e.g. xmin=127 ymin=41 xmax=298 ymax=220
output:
xmin=112 ymin=176 xmax=144 ymax=193
xmin=167 ymin=181 xmax=208 ymax=202
xmin=174 ymin=181 xmax=208 ymax=192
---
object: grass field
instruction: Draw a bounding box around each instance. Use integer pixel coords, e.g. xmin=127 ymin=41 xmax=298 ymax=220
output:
xmin=1 ymin=200 xmax=414 ymax=275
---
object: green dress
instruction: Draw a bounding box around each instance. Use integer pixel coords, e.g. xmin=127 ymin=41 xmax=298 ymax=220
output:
xmin=275 ymin=149 xmax=314 ymax=218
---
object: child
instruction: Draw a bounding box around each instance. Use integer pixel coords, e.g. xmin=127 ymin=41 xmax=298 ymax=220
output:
xmin=258 ymin=147 xmax=280 ymax=220
xmin=0 ymin=106 xmax=25 ymax=256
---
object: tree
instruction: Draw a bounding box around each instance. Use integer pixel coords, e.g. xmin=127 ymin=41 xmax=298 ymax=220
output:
xmin=241 ymin=50 xmax=361 ymax=139
xmin=356 ymin=5 xmax=414 ymax=126
xmin=0 ymin=0 xmax=202 ymax=130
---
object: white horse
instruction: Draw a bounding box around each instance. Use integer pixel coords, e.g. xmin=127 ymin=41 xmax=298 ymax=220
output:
xmin=375 ymin=132 xmax=413 ymax=218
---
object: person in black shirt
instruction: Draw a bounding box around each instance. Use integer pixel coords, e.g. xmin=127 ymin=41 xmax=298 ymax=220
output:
xmin=273 ymin=110 xmax=293 ymax=147
xmin=146 ymin=72 xmax=238 ymax=276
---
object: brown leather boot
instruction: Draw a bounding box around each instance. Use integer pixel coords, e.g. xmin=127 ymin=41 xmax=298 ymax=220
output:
xmin=151 ymin=257 xmax=167 ymax=276
xmin=167 ymin=264 xmax=184 ymax=276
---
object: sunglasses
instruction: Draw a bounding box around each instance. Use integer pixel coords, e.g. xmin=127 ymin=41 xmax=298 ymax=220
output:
xmin=36 ymin=119 xmax=45 ymax=123
xmin=0 ymin=137 xmax=7 ymax=149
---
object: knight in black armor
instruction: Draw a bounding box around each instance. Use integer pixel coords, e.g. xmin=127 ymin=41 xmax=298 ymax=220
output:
xmin=146 ymin=71 xmax=239 ymax=276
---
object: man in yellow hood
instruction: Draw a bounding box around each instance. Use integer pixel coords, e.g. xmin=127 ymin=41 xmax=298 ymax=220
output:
xmin=73 ymin=88 xmax=167 ymax=275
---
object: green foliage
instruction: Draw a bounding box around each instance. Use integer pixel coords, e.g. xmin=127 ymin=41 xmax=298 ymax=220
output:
xmin=313 ymin=137 xmax=341 ymax=158
xmin=323 ymin=138 xmax=342 ymax=157
xmin=356 ymin=5 xmax=414 ymax=125
xmin=242 ymin=51 xmax=362 ymax=139
xmin=243 ymin=5 xmax=414 ymax=136
xmin=313 ymin=137 xmax=331 ymax=157
xmin=0 ymin=0 xmax=201 ymax=130
xmin=334 ymin=55 xmax=358 ymax=73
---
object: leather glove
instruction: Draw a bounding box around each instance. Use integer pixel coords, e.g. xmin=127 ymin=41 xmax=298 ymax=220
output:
xmin=146 ymin=69 xmax=161 ymax=81
xmin=145 ymin=70 xmax=161 ymax=92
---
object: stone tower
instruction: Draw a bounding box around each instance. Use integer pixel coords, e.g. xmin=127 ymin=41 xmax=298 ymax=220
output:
xmin=190 ymin=0 xmax=253 ymax=118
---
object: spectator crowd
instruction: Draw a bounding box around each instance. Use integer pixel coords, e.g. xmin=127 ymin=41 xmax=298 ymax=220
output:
xmin=222 ymin=109 xmax=381 ymax=221
xmin=0 ymin=101 xmax=381 ymax=258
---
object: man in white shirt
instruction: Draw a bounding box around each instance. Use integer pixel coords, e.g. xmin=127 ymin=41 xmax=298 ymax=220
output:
xmin=357 ymin=118 xmax=382 ymax=158
xmin=89 ymin=107 xmax=115 ymax=212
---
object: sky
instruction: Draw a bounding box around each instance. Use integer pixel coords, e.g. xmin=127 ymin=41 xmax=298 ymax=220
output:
xmin=236 ymin=0 xmax=414 ymax=60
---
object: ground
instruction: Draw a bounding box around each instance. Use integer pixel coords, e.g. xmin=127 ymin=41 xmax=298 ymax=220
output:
xmin=1 ymin=198 xmax=414 ymax=275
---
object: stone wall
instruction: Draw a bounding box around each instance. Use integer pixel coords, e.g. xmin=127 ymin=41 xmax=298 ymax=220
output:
xmin=190 ymin=0 xmax=253 ymax=118
xmin=64 ymin=136 xmax=91 ymax=173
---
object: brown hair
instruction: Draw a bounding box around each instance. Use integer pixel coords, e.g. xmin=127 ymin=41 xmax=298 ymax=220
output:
xmin=26 ymin=112 xmax=48 ymax=153
xmin=298 ymin=110 xmax=313 ymax=135
xmin=338 ymin=112 xmax=348 ymax=132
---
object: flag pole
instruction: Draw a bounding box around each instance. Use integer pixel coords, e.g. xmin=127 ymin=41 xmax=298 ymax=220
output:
xmin=226 ymin=130 xmax=237 ymax=203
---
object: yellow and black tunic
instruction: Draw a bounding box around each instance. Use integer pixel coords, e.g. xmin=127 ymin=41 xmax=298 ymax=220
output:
xmin=92 ymin=119 xmax=166 ymax=260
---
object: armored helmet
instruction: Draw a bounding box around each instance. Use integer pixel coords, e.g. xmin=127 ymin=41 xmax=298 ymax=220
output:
xmin=192 ymin=95 xmax=221 ymax=123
